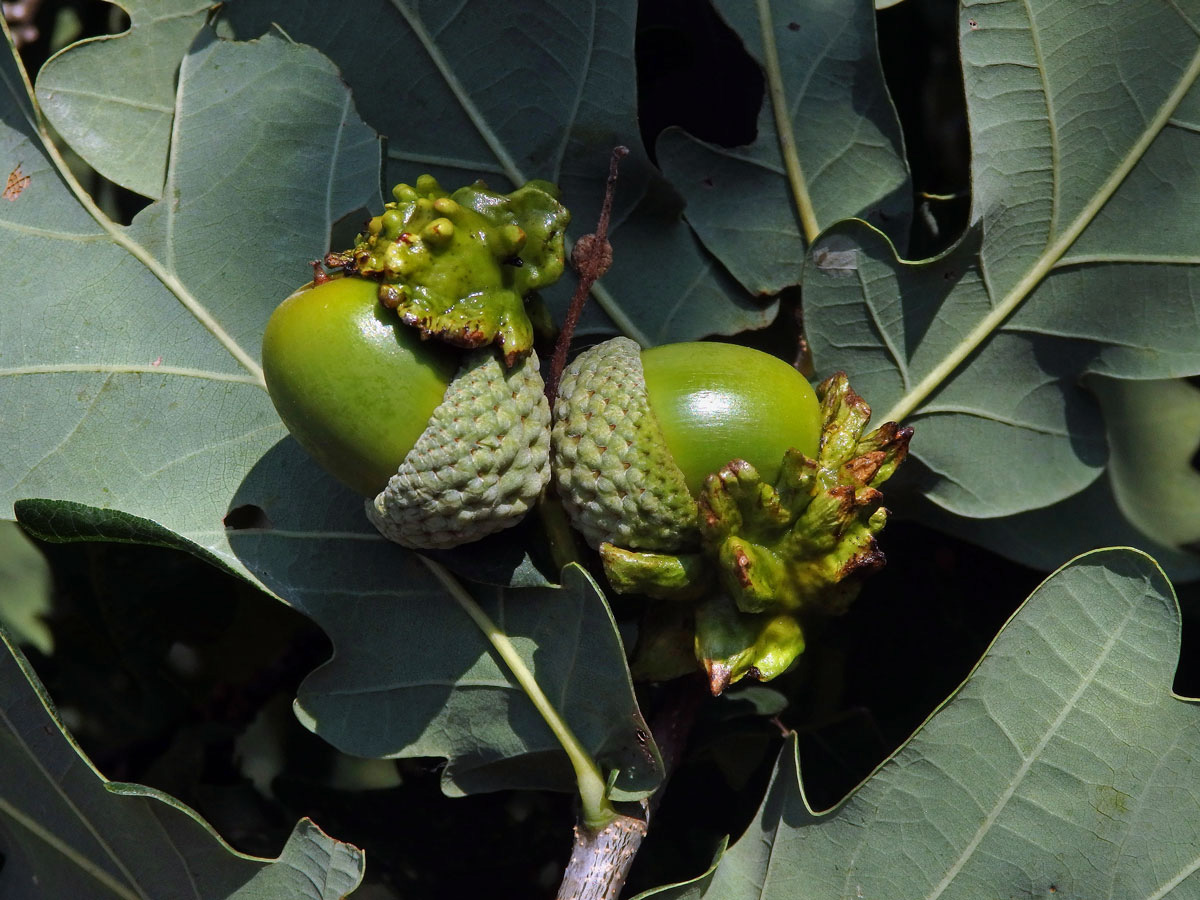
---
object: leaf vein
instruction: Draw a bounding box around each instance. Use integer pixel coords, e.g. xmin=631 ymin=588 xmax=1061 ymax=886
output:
xmin=1018 ymin=0 xmax=1060 ymax=241
xmin=552 ymin=3 xmax=597 ymax=178
xmin=0 ymin=363 xmax=262 ymax=384
xmin=0 ymin=700 xmax=151 ymax=899
xmin=385 ymin=148 xmax=508 ymax=177
xmin=390 ymin=1 xmax=526 ymax=186
xmin=923 ymin=609 xmax=1133 ymax=900
xmin=913 ymin=405 xmax=1070 ymax=437
xmin=879 ymin=41 xmax=1200 ymax=424
xmin=39 ymin=87 xmax=173 ymax=115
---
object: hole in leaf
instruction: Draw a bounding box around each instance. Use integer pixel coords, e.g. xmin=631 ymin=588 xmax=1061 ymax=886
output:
xmin=223 ymin=504 xmax=271 ymax=530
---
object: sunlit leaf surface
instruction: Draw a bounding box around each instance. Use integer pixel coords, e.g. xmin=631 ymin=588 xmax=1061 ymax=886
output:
xmin=36 ymin=0 xmax=216 ymax=199
xmin=802 ymin=0 xmax=1200 ymax=571
xmin=644 ymin=550 xmax=1200 ymax=899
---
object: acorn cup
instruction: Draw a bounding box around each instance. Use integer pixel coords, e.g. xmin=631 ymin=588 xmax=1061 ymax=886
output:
xmin=261 ymin=176 xmax=570 ymax=549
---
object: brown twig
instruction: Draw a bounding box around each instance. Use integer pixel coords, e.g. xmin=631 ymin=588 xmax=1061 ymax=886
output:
xmin=546 ymin=145 xmax=629 ymax=407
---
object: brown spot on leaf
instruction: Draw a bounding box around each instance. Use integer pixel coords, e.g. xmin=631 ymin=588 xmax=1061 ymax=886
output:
xmin=3 ymin=164 xmax=30 ymax=201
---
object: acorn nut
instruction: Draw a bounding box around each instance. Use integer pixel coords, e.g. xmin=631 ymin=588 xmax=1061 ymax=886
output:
xmin=262 ymin=275 xmax=551 ymax=550
xmin=262 ymin=175 xmax=569 ymax=550
xmin=550 ymin=337 xmax=823 ymax=552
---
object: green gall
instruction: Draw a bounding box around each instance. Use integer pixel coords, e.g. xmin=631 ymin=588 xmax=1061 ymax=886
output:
xmin=328 ymin=175 xmax=569 ymax=364
xmin=692 ymin=373 xmax=912 ymax=692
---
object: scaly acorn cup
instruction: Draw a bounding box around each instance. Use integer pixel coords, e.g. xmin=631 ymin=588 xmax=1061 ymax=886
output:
xmin=262 ymin=174 xmax=567 ymax=549
xmin=325 ymin=174 xmax=569 ymax=365
xmin=550 ymin=337 xmax=823 ymax=554
xmin=366 ymin=344 xmax=551 ymax=549
xmin=694 ymin=373 xmax=913 ymax=692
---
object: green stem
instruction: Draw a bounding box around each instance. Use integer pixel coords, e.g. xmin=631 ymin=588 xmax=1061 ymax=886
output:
xmin=418 ymin=556 xmax=616 ymax=829
xmin=757 ymin=0 xmax=820 ymax=244
xmin=538 ymin=490 xmax=584 ymax=573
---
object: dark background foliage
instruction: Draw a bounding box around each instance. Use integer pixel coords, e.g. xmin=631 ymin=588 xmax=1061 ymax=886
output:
xmin=7 ymin=1 xmax=1199 ymax=897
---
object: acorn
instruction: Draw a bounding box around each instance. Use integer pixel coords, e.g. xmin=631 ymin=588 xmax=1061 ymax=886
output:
xmin=551 ymin=337 xmax=912 ymax=693
xmin=550 ymin=336 xmax=822 ymax=552
xmin=261 ymin=176 xmax=569 ymax=549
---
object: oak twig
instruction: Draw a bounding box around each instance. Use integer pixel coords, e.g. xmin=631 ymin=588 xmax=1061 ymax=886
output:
xmin=555 ymin=676 xmax=708 ymax=900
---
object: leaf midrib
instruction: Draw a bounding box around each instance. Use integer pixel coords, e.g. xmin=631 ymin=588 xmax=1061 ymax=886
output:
xmin=0 ymin=645 xmax=152 ymax=900
xmin=923 ymin=607 xmax=1131 ymax=900
xmin=757 ymin=0 xmax=820 ymax=245
xmin=878 ymin=32 xmax=1200 ymax=426
xmin=390 ymin=0 xmax=526 ymax=187
xmin=0 ymin=796 xmax=144 ymax=900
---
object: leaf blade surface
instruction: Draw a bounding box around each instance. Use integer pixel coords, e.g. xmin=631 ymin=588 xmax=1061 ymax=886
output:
xmin=801 ymin=0 xmax=1200 ymax=565
xmin=658 ymin=0 xmax=912 ymax=295
xmin=220 ymin=0 xmax=774 ymax=344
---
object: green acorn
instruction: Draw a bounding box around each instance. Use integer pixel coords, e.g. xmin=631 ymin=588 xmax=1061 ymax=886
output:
xmin=550 ymin=337 xmax=911 ymax=693
xmin=262 ymin=176 xmax=569 ymax=549
xmin=550 ymin=336 xmax=822 ymax=552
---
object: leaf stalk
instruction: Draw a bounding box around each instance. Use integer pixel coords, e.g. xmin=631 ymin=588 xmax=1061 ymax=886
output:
xmin=758 ymin=0 xmax=821 ymax=244
xmin=418 ymin=556 xmax=617 ymax=829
